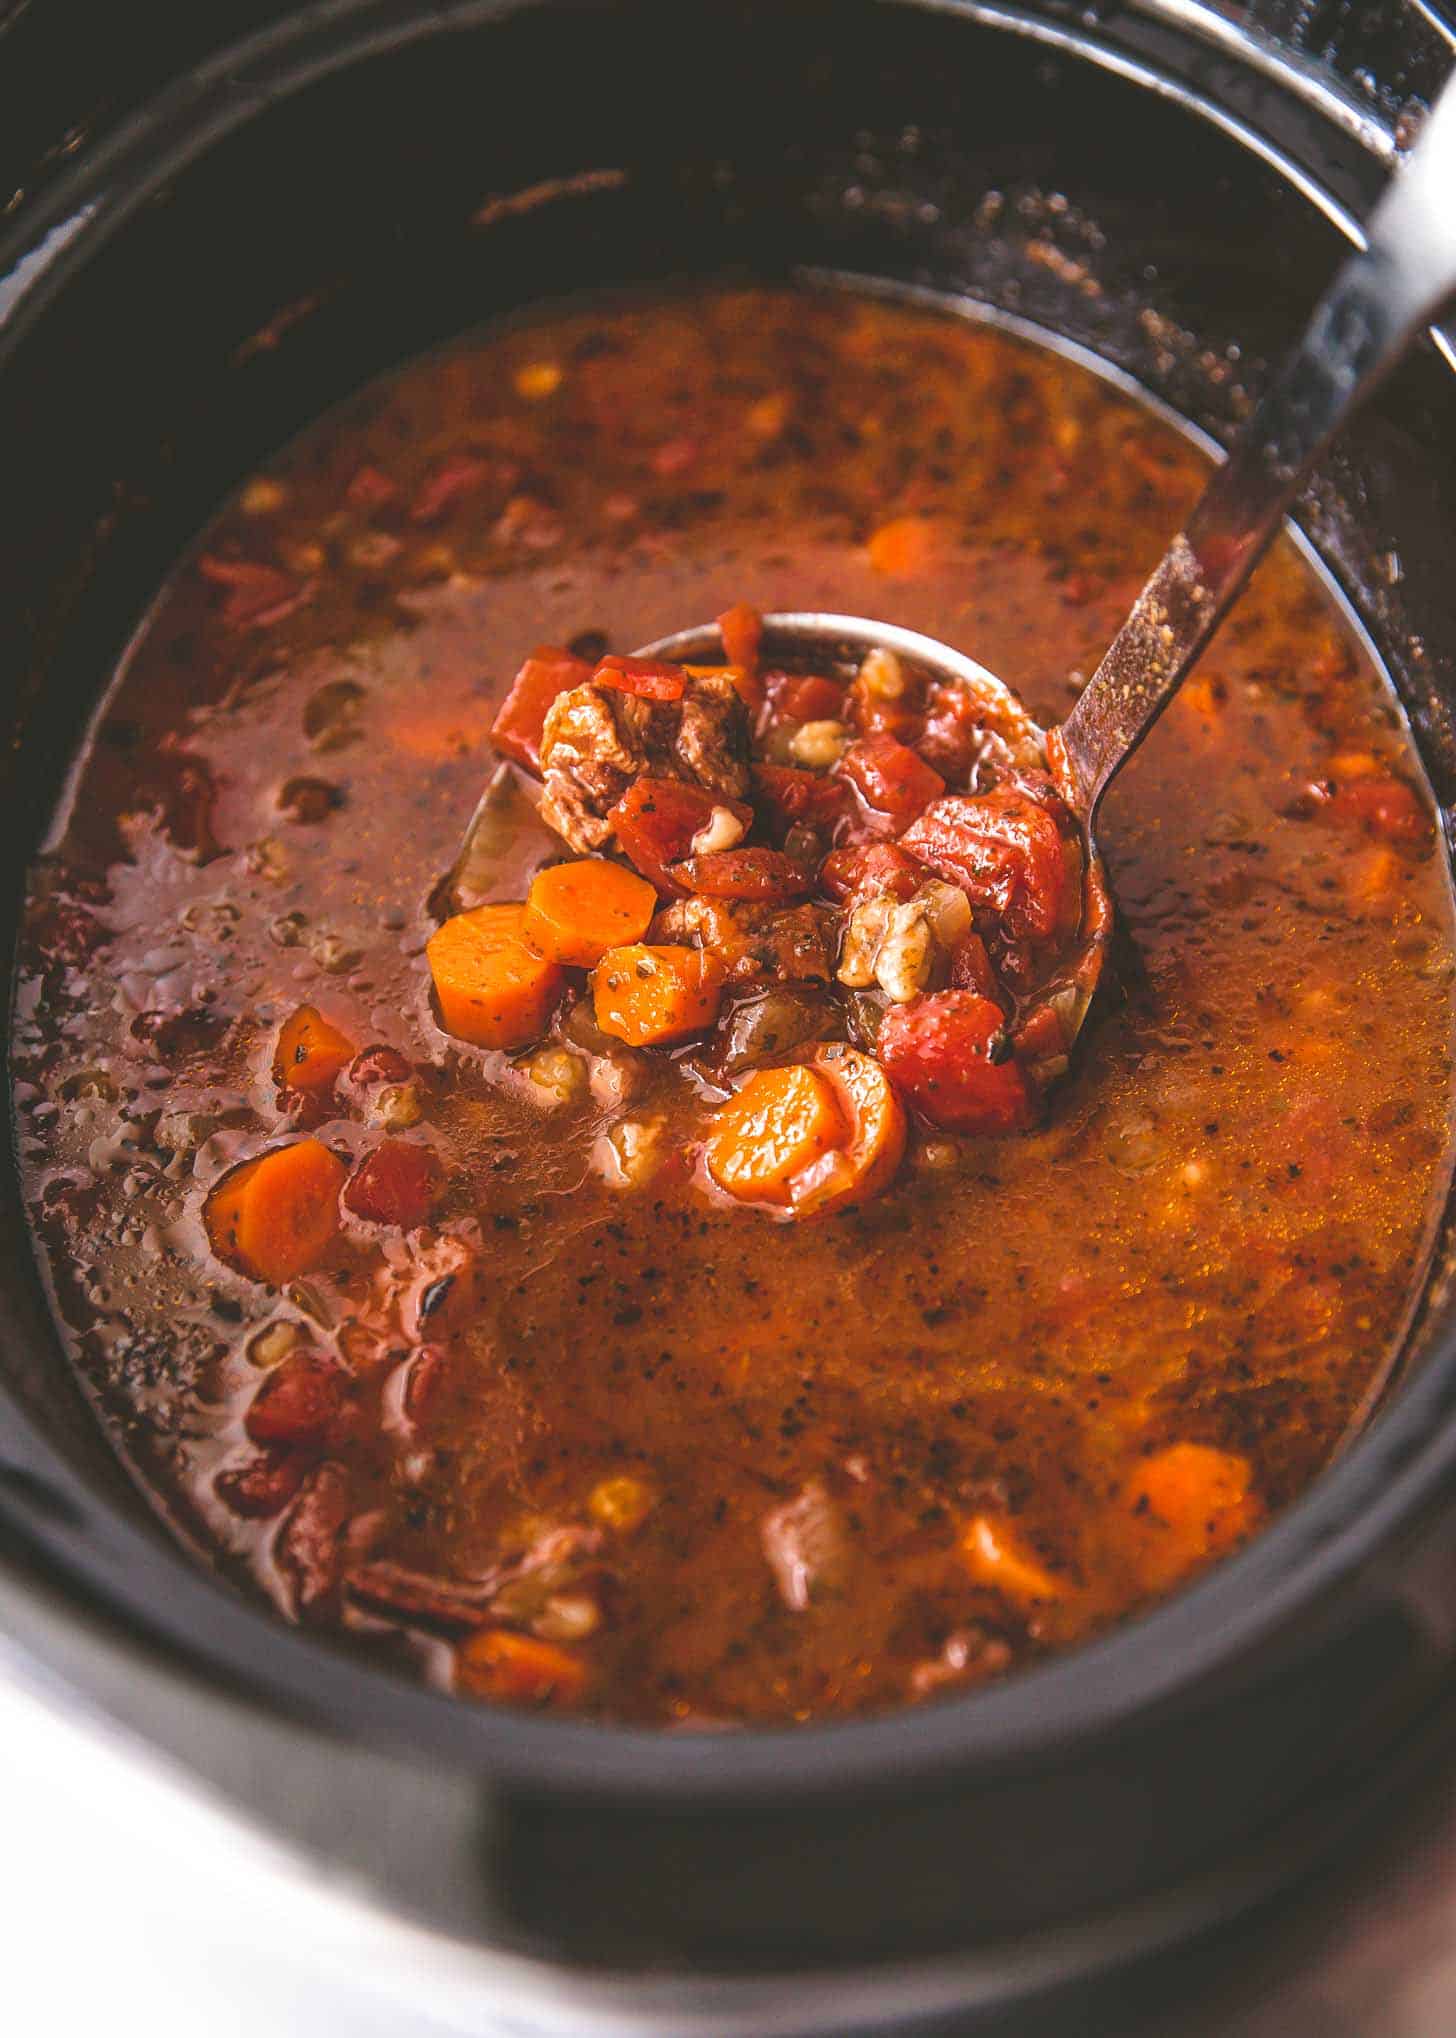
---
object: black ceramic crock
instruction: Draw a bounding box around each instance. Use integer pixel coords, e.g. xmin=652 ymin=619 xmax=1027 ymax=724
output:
xmin=2 ymin=2 xmax=1456 ymax=2030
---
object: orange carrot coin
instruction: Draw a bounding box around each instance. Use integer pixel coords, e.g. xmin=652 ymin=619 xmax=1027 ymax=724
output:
xmin=1119 ymin=1444 xmax=1260 ymax=1593
xmin=523 ymin=859 xmax=657 ymax=967
xmin=591 ymin=944 xmax=724 ymax=1046
xmin=865 ymin=514 xmax=949 ymax=578
xmin=205 ymin=1138 xmax=347 ymax=1285
xmin=274 ymin=1004 xmax=356 ymax=1094
xmin=960 ymin=1514 xmax=1067 ymax=1608
xmin=456 ymin=1628 xmax=588 ymax=1705
xmin=428 ymin=903 xmax=563 ymax=1049
xmin=705 ymin=1064 xmax=848 ymax=1205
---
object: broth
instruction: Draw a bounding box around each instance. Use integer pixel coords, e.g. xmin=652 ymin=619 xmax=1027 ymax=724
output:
xmin=12 ymin=288 xmax=1454 ymax=1723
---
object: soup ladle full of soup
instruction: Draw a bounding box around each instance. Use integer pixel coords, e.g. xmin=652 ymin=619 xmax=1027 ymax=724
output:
xmin=627 ymin=78 xmax=1456 ymax=1062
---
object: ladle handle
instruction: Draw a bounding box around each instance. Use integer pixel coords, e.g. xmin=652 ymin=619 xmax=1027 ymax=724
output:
xmin=1058 ymin=74 xmax=1456 ymax=818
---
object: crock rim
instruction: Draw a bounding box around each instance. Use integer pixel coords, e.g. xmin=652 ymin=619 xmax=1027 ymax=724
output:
xmin=2 ymin=0 xmax=1454 ymax=1809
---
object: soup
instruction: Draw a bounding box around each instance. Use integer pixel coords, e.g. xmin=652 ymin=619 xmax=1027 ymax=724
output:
xmin=12 ymin=289 xmax=1453 ymax=1724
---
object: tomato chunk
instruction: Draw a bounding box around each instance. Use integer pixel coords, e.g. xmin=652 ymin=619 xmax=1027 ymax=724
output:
xmin=216 ymin=1446 xmax=310 ymax=1519
xmin=671 ymin=847 xmax=815 ymax=901
xmin=197 ymin=555 xmax=308 ymax=631
xmin=245 ymin=1349 xmax=350 ymax=1447
xmin=490 ymin=647 xmax=592 ymax=772
xmin=410 ymin=453 xmax=493 ymax=524
xmin=949 ymin=930 xmax=1000 ymax=1000
xmin=609 ymin=778 xmax=751 ymax=893
xmin=345 ymin=464 xmax=396 ymax=511
xmin=917 ymin=678 xmax=988 ymax=782
xmin=1328 ymin=773 xmax=1428 ymax=845
xmin=763 ymin=672 xmax=845 ymax=725
xmin=838 ymin=735 xmax=945 ymax=834
xmin=592 ymin=655 xmax=687 ymax=701
xmin=879 ymin=991 xmax=1035 ymax=1135
xmin=343 ymin=1140 xmax=445 ymax=1228
xmin=902 ymin=788 xmax=1073 ymax=943
xmin=752 ymin=763 xmax=850 ymax=832
xmin=819 ymin=840 xmax=922 ymax=908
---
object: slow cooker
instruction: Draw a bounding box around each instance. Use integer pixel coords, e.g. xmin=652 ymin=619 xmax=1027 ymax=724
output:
xmin=2 ymin=1 xmax=1456 ymax=2029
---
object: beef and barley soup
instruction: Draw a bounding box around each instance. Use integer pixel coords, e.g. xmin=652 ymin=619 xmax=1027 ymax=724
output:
xmin=12 ymin=289 xmax=1453 ymax=1724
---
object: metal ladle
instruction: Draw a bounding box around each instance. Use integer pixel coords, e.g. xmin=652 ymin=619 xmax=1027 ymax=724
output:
xmin=639 ymin=76 xmax=1456 ymax=1051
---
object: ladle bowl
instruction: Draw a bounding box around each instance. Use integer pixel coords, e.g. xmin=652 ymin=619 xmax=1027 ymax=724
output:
xmin=641 ymin=609 xmax=1115 ymax=1060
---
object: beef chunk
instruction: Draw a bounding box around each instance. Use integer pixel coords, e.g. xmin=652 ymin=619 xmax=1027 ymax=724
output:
xmin=651 ymin=896 xmax=837 ymax=983
xmin=539 ymin=674 xmax=750 ymax=853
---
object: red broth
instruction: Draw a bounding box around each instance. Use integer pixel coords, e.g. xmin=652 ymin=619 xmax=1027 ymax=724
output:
xmin=12 ymin=289 xmax=1454 ymax=1724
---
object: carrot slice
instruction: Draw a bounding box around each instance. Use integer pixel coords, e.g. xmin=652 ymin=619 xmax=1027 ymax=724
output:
xmin=705 ymin=1064 xmax=848 ymax=1205
xmin=960 ymin=1514 xmax=1067 ymax=1608
xmin=797 ymin=1043 xmax=907 ymax=1215
xmin=427 ymin=904 xmax=563 ymax=1049
xmin=865 ymin=514 xmax=949 ymax=579
xmin=386 ymin=699 xmax=498 ymax=761
xmin=523 ymin=859 xmax=657 ymax=967
xmin=205 ymin=1138 xmax=347 ymax=1285
xmin=592 ymin=943 xmax=724 ymax=1046
xmin=456 ymin=1628 xmax=588 ymax=1705
xmin=1120 ymin=1444 xmax=1260 ymax=1593
xmin=716 ymin=600 xmax=762 ymax=675
xmin=274 ymin=1004 xmax=357 ymax=1095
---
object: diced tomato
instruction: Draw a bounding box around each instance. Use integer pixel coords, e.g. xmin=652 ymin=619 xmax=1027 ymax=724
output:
xmin=197 ymin=555 xmax=309 ymax=630
xmin=1328 ymin=773 xmax=1428 ymax=845
xmin=402 ymin=1343 xmax=451 ymax=1425
xmin=846 ymin=660 xmax=923 ymax=743
xmin=345 ymin=1044 xmax=414 ymax=1090
xmin=610 ymin=778 xmax=751 ymax=893
xmin=343 ymin=1140 xmax=445 ymax=1228
xmin=215 ymin=1446 xmax=310 ymax=1519
xmin=820 ymin=841 xmax=922 ymax=907
xmin=670 ymin=848 xmax=816 ymax=902
xmin=592 ymin=655 xmax=687 ymax=702
xmin=345 ymin=464 xmax=397 ymax=512
xmin=838 ymin=735 xmax=945 ymax=834
xmin=490 ymin=647 xmax=592 ymax=772
xmin=717 ymin=601 xmax=762 ymax=675
xmin=410 ymin=453 xmax=493 ymax=525
xmin=949 ymin=930 xmax=1000 ymax=1001
xmin=850 ymin=695 xmax=919 ymax=743
xmin=917 ymin=679 xmax=987 ymax=782
xmin=763 ymin=672 xmax=845 ymax=725
xmin=245 ymin=1349 xmax=350 ymax=1447
xmin=879 ymin=992 xmax=1035 ymax=1135
xmin=1012 ymin=1002 xmax=1067 ymax=1064
xmin=752 ymin=764 xmax=850 ymax=832
xmin=902 ymin=789 xmax=1072 ymax=943
xmin=651 ymin=436 xmax=698 ymax=477
xmin=28 ymin=898 xmax=106 ymax=966
xmin=278 ymin=1461 xmax=352 ymax=1614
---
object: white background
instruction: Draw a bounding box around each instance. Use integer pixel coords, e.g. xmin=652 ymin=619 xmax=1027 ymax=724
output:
xmin=7 ymin=1651 xmax=1456 ymax=2037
